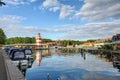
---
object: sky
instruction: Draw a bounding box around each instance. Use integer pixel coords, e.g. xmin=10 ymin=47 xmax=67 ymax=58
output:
xmin=0 ymin=0 xmax=120 ymax=40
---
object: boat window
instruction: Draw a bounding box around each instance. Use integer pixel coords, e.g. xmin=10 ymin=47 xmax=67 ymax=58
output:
xmin=25 ymin=50 xmax=32 ymax=55
xmin=14 ymin=52 xmax=25 ymax=59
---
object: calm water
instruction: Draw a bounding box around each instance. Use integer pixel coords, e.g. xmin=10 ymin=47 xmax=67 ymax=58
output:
xmin=25 ymin=49 xmax=120 ymax=80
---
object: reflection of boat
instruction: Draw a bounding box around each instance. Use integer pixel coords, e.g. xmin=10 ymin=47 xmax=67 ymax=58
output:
xmin=112 ymin=60 xmax=120 ymax=68
xmin=112 ymin=54 xmax=120 ymax=72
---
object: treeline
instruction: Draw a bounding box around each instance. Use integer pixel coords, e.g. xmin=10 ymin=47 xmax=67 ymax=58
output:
xmin=6 ymin=37 xmax=35 ymax=44
xmin=5 ymin=37 xmax=96 ymax=47
xmin=1 ymin=28 xmax=96 ymax=46
xmin=6 ymin=37 xmax=53 ymax=44
xmin=6 ymin=37 xmax=86 ymax=46
xmin=0 ymin=28 xmax=6 ymax=44
xmin=56 ymin=39 xmax=96 ymax=47
xmin=56 ymin=40 xmax=85 ymax=47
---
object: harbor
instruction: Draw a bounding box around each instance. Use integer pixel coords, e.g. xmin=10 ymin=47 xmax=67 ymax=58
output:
xmin=0 ymin=47 xmax=120 ymax=80
xmin=0 ymin=33 xmax=120 ymax=80
xmin=1 ymin=0 xmax=120 ymax=80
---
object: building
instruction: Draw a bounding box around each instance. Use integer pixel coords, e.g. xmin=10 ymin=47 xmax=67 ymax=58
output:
xmin=95 ymin=38 xmax=112 ymax=43
xmin=82 ymin=42 xmax=94 ymax=48
xmin=112 ymin=34 xmax=120 ymax=41
xmin=36 ymin=33 xmax=42 ymax=47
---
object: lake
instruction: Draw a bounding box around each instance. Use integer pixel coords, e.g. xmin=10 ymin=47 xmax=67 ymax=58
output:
xmin=25 ymin=49 xmax=120 ymax=80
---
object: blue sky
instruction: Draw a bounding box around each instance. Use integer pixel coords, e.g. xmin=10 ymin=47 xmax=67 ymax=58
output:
xmin=0 ymin=0 xmax=120 ymax=40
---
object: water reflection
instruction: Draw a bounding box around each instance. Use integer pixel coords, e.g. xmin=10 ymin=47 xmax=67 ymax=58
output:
xmin=41 ymin=50 xmax=51 ymax=57
xmin=36 ymin=51 xmax=42 ymax=66
xmin=81 ymin=52 xmax=86 ymax=60
xmin=26 ymin=49 xmax=120 ymax=80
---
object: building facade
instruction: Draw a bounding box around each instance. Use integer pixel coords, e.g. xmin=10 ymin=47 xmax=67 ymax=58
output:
xmin=36 ymin=33 xmax=42 ymax=47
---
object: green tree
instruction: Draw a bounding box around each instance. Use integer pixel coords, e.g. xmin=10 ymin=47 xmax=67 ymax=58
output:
xmin=0 ymin=0 xmax=6 ymax=6
xmin=86 ymin=39 xmax=96 ymax=42
xmin=0 ymin=28 xmax=6 ymax=44
xmin=42 ymin=38 xmax=52 ymax=43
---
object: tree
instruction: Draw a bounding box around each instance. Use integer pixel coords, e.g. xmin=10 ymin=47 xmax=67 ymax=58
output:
xmin=0 ymin=0 xmax=6 ymax=6
xmin=0 ymin=28 xmax=6 ymax=44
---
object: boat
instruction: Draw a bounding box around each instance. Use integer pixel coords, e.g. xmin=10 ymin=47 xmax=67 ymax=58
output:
xmin=21 ymin=48 xmax=34 ymax=67
xmin=10 ymin=50 xmax=28 ymax=71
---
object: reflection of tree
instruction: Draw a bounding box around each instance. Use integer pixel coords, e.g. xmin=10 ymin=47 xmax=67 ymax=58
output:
xmin=41 ymin=50 xmax=51 ymax=57
xmin=81 ymin=52 xmax=86 ymax=60
xmin=83 ymin=53 xmax=86 ymax=60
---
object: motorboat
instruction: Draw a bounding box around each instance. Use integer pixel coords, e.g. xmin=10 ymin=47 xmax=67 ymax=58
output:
xmin=9 ymin=48 xmax=19 ymax=59
xmin=10 ymin=50 xmax=28 ymax=71
xmin=21 ymin=48 xmax=34 ymax=67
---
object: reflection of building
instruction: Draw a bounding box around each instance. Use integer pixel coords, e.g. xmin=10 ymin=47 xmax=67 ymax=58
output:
xmin=36 ymin=33 xmax=42 ymax=47
xmin=36 ymin=51 xmax=42 ymax=66
xmin=42 ymin=50 xmax=51 ymax=56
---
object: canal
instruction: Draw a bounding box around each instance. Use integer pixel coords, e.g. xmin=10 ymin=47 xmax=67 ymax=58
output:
xmin=25 ymin=49 xmax=120 ymax=80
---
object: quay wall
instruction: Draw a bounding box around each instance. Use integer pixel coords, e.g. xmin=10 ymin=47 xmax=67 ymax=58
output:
xmin=1 ymin=50 xmax=25 ymax=80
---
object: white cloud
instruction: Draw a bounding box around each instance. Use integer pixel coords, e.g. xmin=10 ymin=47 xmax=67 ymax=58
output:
xmin=0 ymin=15 xmax=26 ymax=24
xmin=59 ymin=5 xmax=75 ymax=19
xmin=49 ymin=6 xmax=60 ymax=12
xmin=75 ymin=0 xmax=120 ymax=21
xmin=58 ymin=21 xmax=120 ymax=40
xmin=41 ymin=0 xmax=75 ymax=19
xmin=0 ymin=15 xmax=120 ymax=40
xmin=3 ymin=0 xmax=120 ymax=21
xmin=4 ymin=0 xmax=37 ymax=5
xmin=0 ymin=15 xmax=51 ymax=37
xmin=42 ymin=0 xmax=59 ymax=7
xmin=41 ymin=0 xmax=120 ymax=21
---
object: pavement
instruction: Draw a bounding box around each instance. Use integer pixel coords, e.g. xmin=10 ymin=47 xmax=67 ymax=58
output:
xmin=0 ymin=50 xmax=8 ymax=80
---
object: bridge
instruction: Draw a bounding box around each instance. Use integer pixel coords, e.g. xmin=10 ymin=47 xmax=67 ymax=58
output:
xmin=3 ymin=43 xmax=49 ymax=49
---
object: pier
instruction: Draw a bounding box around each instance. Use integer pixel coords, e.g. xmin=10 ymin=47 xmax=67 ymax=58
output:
xmin=3 ymin=43 xmax=49 ymax=50
xmin=0 ymin=50 xmax=7 ymax=80
xmin=0 ymin=50 xmax=24 ymax=80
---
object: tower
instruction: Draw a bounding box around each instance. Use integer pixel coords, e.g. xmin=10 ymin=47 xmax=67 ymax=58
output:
xmin=36 ymin=33 xmax=42 ymax=47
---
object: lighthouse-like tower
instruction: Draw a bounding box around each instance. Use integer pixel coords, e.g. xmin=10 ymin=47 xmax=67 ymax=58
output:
xmin=36 ymin=33 xmax=42 ymax=47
